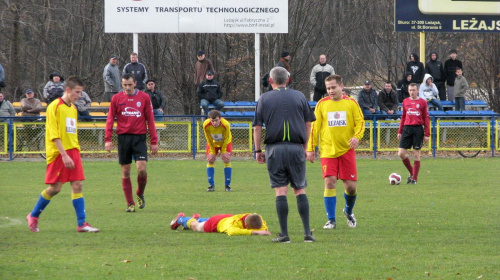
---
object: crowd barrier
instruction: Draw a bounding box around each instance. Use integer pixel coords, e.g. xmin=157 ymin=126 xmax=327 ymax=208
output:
xmin=1 ymin=112 xmax=498 ymax=161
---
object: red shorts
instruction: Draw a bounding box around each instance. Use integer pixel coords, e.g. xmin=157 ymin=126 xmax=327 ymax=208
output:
xmin=206 ymin=143 xmax=232 ymax=155
xmin=45 ymin=149 xmax=85 ymax=184
xmin=203 ymin=214 xmax=233 ymax=233
xmin=320 ymin=149 xmax=357 ymax=181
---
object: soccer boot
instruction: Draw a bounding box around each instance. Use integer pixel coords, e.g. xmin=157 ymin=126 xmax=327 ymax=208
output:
xmin=192 ymin=213 xmax=200 ymax=220
xmin=409 ymin=179 xmax=417 ymax=185
xmin=406 ymin=174 xmax=413 ymax=184
xmin=323 ymin=220 xmax=336 ymax=229
xmin=225 ymin=185 xmax=232 ymax=192
xmin=304 ymin=234 xmax=316 ymax=242
xmin=343 ymin=208 xmax=357 ymax=228
xmin=26 ymin=213 xmax=39 ymax=233
xmin=137 ymin=195 xmax=146 ymax=209
xmin=271 ymin=234 xmax=291 ymax=243
xmin=170 ymin=212 xmax=185 ymax=230
xmin=77 ymin=222 xmax=100 ymax=233
xmin=207 ymin=185 xmax=215 ymax=192
xmin=126 ymin=204 xmax=136 ymax=212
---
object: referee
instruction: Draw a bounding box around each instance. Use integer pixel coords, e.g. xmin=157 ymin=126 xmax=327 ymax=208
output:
xmin=253 ymin=67 xmax=316 ymax=243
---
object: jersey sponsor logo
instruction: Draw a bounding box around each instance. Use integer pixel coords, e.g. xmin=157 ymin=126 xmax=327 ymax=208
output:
xmin=416 ymin=103 xmax=420 ymax=108
xmin=136 ymin=101 xmax=142 ymax=107
xmin=211 ymin=133 xmax=223 ymax=142
xmin=65 ymin=117 xmax=76 ymax=134
xmin=407 ymin=108 xmax=421 ymax=116
xmin=122 ymin=107 xmax=142 ymax=117
xmin=327 ymin=111 xmax=347 ymax=127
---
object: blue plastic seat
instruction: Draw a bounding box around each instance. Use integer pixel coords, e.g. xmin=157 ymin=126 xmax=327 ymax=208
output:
xmin=251 ymin=101 xmax=258 ymax=106
xmin=461 ymin=110 xmax=479 ymax=115
xmin=223 ymin=111 xmax=243 ymax=117
xmin=223 ymin=101 xmax=235 ymax=107
xmin=308 ymin=101 xmax=317 ymax=107
xmin=469 ymin=100 xmax=487 ymax=106
xmin=445 ymin=110 xmax=462 ymax=115
xmin=441 ymin=100 xmax=454 ymax=106
xmin=230 ymin=123 xmax=249 ymax=128
xmin=242 ymin=111 xmax=255 ymax=117
xmin=478 ymin=110 xmax=495 ymax=114
xmin=234 ymin=101 xmax=253 ymax=106
xmin=429 ymin=110 xmax=447 ymax=116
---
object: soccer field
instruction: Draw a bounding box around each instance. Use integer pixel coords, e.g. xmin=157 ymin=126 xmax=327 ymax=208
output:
xmin=1 ymin=157 xmax=499 ymax=279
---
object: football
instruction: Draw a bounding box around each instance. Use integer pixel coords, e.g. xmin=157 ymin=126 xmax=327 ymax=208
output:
xmin=389 ymin=173 xmax=402 ymax=185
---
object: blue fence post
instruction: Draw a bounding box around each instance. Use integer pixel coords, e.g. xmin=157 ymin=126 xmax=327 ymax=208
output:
xmin=490 ymin=115 xmax=495 ymax=157
xmin=372 ymin=115 xmax=377 ymax=158
xmin=192 ymin=116 xmax=197 ymax=159
xmin=431 ymin=116 xmax=437 ymax=158
xmin=8 ymin=117 xmax=13 ymax=161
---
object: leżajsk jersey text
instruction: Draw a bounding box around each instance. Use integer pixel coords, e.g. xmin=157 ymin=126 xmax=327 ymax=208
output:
xmin=307 ymin=96 xmax=365 ymax=158
xmin=398 ymin=97 xmax=430 ymax=137
xmin=217 ymin=213 xmax=268 ymax=236
xmin=105 ymin=90 xmax=158 ymax=144
xmin=45 ymin=98 xmax=80 ymax=164
xmin=203 ymin=118 xmax=232 ymax=154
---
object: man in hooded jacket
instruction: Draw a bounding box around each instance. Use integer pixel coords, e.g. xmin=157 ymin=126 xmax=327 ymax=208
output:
xmin=406 ymin=53 xmax=425 ymax=84
xmin=425 ymin=51 xmax=446 ymax=102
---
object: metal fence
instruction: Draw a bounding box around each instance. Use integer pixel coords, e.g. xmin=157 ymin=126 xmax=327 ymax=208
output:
xmin=1 ymin=113 xmax=499 ymax=160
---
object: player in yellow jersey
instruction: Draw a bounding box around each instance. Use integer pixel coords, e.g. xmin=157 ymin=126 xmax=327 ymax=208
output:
xmin=26 ymin=76 xmax=99 ymax=233
xmin=307 ymin=75 xmax=365 ymax=229
xmin=170 ymin=212 xmax=270 ymax=236
xmin=203 ymin=110 xmax=233 ymax=192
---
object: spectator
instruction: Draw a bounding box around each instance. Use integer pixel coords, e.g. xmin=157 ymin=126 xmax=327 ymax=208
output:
xmin=357 ymin=81 xmax=380 ymax=116
xmin=378 ymin=81 xmax=399 ymax=117
xmin=20 ymin=89 xmax=42 ymax=120
xmin=419 ymin=74 xmax=443 ymax=111
xmin=397 ymin=72 xmax=413 ymax=103
xmin=253 ymin=66 xmax=316 ymax=243
xmin=194 ymin=50 xmax=215 ymax=86
xmin=342 ymin=88 xmax=351 ymax=97
xmin=310 ymin=54 xmax=335 ymax=101
xmin=43 ymin=72 xmax=65 ymax=105
xmin=170 ymin=212 xmax=270 ymax=236
xmin=454 ymin=67 xmax=469 ymax=112
xmin=144 ymin=79 xmax=166 ymax=121
xmin=103 ymin=55 xmax=122 ymax=102
xmin=425 ymin=50 xmax=447 ymax=102
xmin=0 ymin=92 xmax=16 ymax=119
xmin=444 ymin=49 xmax=463 ymax=101
xmin=277 ymin=50 xmax=292 ymax=85
xmin=122 ymin=53 xmax=148 ymax=90
xmin=197 ymin=70 xmax=224 ymax=115
xmin=0 ymin=62 xmax=5 ymax=88
xmin=406 ymin=52 xmax=425 ymax=84
xmin=74 ymin=91 xmax=92 ymax=120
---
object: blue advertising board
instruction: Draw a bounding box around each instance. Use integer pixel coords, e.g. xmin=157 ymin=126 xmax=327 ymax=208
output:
xmin=395 ymin=0 xmax=500 ymax=33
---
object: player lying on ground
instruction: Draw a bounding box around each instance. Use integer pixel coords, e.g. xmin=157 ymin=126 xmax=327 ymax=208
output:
xmin=170 ymin=213 xmax=270 ymax=236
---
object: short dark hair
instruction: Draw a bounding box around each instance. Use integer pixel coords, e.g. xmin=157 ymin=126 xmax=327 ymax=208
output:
xmin=208 ymin=110 xmax=221 ymax=119
xmin=385 ymin=81 xmax=392 ymax=85
xmin=122 ymin=73 xmax=136 ymax=82
xmin=65 ymin=76 xmax=84 ymax=89
xmin=409 ymin=83 xmax=418 ymax=89
xmin=324 ymin=75 xmax=342 ymax=85
xmin=245 ymin=214 xmax=263 ymax=229
xmin=130 ymin=52 xmax=138 ymax=56
xmin=455 ymin=67 xmax=462 ymax=71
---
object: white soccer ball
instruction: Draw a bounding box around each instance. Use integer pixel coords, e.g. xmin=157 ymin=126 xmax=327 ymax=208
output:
xmin=389 ymin=173 xmax=402 ymax=185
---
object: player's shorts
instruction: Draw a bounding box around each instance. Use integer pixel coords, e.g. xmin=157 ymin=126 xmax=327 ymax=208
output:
xmin=45 ymin=148 xmax=85 ymax=184
xmin=206 ymin=143 xmax=232 ymax=155
xmin=265 ymin=142 xmax=307 ymax=189
xmin=320 ymin=149 xmax=357 ymax=181
xmin=399 ymin=125 xmax=424 ymax=150
xmin=118 ymin=134 xmax=148 ymax=165
xmin=203 ymin=214 xmax=233 ymax=233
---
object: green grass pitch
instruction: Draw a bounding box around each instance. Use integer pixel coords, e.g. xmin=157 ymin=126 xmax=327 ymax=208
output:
xmin=1 ymin=157 xmax=499 ymax=279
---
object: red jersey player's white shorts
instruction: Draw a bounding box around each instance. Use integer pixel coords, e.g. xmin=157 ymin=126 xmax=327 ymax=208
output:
xmin=45 ymin=148 xmax=85 ymax=184
xmin=320 ymin=149 xmax=357 ymax=181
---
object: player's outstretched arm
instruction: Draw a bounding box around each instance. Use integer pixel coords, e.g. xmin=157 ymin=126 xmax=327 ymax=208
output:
xmin=251 ymin=230 xmax=271 ymax=235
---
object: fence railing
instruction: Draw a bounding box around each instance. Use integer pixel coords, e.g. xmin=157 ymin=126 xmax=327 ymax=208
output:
xmin=1 ymin=113 xmax=498 ymax=160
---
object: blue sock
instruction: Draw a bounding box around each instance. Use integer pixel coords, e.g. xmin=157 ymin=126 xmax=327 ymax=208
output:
xmin=344 ymin=192 xmax=357 ymax=215
xmin=324 ymin=196 xmax=337 ymax=222
xmin=178 ymin=217 xmax=191 ymax=229
xmin=198 ymin=218 xmax=209 ymax=223
xmin=224 ymin=167 xmax=232 ymax=186
xmin=207 ymin=167 xmax=215 ymax=186
xmin=72 ymin=197 xmax=86 ymax=227
xmin=31 ymin=195 xmax=51 ymax=218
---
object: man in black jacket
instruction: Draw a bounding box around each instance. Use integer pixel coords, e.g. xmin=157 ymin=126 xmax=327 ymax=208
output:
xmin=406 ymin=53 xmax=425 ymax=84
xmin=397 ymin=72 xmax=412 ymax=103
xmin=425 ymin=51 xmax=446 ymax=102
xmin=197 ymin=70 xmax=224 ymax=115
xmin=378 ymin=81 xmax=399 ymax=119
xmin=444 ymin=49 xmax=463 ymax=101
xmin=144 ymin=79 xmax=166 ymax=121
xmin=122 ymin=53 xmax=148 ymax=90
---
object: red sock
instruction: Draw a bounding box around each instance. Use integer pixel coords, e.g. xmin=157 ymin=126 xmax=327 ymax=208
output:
xmin=413 ymin=161 xmax=421 ymax=181
xmin=122 ymin=178 xmax=134 ymax=205
xmin=402 ymin=157 xmax=413 ymax=175
xmin=137 ymin=174 xmax=147 ymax=196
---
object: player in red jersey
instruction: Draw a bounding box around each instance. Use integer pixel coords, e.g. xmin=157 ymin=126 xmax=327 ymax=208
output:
xmin=105 ymin=73 xmax=158 ymax=212
xmin=397 ymin=83 xmax=430 ymax=184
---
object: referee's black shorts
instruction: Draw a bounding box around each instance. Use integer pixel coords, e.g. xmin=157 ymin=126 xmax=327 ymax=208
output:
xmin=117 ymin=134 xmax=148 ymax=165
xmin=399 ymin=125 xmax=424 ymax=150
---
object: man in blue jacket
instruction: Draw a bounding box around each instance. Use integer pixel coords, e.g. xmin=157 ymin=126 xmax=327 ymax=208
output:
xmin=357 ymin=81 xmax=380 ymax=117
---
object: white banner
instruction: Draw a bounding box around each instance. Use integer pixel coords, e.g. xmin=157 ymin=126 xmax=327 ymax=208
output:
xmin=105 ymin=0 xmax=288 ymax=33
